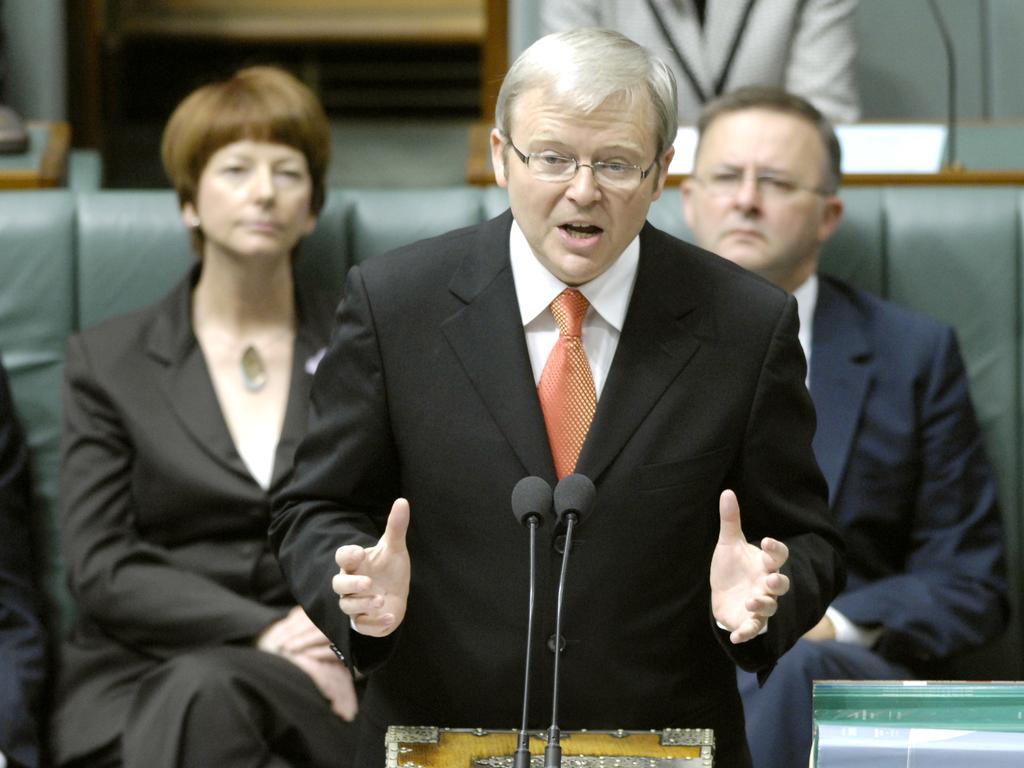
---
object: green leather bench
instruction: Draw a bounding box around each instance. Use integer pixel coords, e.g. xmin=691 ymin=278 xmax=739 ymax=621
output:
xmin=0 ymin=186 xmax=1020 ymax=680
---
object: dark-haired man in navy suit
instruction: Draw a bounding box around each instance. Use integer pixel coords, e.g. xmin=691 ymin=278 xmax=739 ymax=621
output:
xmin=682 ymin=85 xmax=1008 ymax=768
xmin=0 ymin=356 xmax=46 ymax=768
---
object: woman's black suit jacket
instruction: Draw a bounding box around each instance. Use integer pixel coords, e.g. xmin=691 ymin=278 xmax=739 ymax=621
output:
xmin=52 ymin=268 xmax=333 ymax=763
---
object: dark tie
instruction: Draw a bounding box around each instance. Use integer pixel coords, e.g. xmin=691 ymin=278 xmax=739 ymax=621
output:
xmin=538 ymin=289 xmax=597 ymax=479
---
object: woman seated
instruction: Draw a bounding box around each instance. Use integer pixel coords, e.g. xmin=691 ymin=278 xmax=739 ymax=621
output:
xmin=51 ymin=66 xmax=358 ymax=768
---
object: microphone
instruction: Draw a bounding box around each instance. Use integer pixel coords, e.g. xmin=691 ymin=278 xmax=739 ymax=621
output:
xmin=927 ymin=0 xmax=961 ymax=171
xmin=545 ymin=473 xmax=596 ymax=768
xmin=510 ymin=476 xmax=554 ymax=768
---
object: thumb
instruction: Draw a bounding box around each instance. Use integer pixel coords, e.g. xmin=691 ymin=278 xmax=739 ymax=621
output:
xmin=717 ymin=489 xmax=745 ymax=545
xmin=380 ymin=497 xmax=410 ymax=552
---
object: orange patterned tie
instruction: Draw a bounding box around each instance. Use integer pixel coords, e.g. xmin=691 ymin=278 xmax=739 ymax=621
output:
xmin=538 ymin=289 xmax=597 ymax=479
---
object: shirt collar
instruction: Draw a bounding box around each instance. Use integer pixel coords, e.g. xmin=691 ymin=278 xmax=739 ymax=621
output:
xmin=791 ymin=272 xmax=819 ymax=360
xmin=509 ymin=220 xmax=639 ymax=331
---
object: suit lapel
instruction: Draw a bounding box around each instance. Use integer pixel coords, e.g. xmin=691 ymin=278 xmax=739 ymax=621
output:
xmin=145 ymin=270 xmax=248 ymax=479
xmin=577 ymin=225 xmax=704 ymax=483
xmin=270 ymin=286 xmax=333 ymax=490
xmin=146 ymin=271 xmax=336 ymax=491
xmin=810 ymin=278 xmax=873 ymax=506
xmin=441 ymin=213 xmax=556 ymax=480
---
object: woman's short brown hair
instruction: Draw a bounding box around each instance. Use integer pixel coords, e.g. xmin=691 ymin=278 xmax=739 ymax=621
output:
xmin=161 ymin=65 xmax=331 ymax=215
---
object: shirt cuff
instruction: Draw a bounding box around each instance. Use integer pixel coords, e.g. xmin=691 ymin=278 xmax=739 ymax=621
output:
xmin=716 ymin=619 xmax=768 ymax=636
xmin=826 ymin=606 xmax=883 ymax=647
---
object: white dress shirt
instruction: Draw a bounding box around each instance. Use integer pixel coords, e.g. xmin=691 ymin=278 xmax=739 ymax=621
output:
xmin=509 ymin=221 xmax=639 ymax=397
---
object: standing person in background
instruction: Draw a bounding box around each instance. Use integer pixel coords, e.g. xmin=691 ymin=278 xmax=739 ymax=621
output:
xmin=271 ymin=29 xmax=845 ymax=768
xmin=682 ymin=85 xmax=1007 ymax=768
xmin=0 ymin=357 xmax=46 ymax=768
xmin=541 ymin=0 xmax=860 ymax=125
xmin=51 ymin=66 xmax=359 ymax=768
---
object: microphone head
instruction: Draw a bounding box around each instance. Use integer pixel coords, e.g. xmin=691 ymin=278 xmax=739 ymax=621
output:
xmin=511 ymin=476 xmax=553 ymax=527
xmin=553 ymin=473 xmax=596 ymax=525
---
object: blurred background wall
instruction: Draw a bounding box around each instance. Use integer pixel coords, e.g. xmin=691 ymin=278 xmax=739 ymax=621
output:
xmin=3 ymin=0 xmax=66 ymax=120
xmin=4 ymin=0 xmax=1024 ymax=187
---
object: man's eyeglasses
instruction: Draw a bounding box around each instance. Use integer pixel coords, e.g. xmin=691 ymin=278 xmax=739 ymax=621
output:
xmin=505 ymin=136 xmax=658 ymax=191
xmin=693 ymin=169 xmax=832 ymax=200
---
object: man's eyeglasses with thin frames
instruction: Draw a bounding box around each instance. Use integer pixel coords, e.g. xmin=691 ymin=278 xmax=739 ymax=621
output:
xmin=692 ymin=168 xmax=833 ymax=200
xmin=505 ymin=135 xmax=659 ymax=191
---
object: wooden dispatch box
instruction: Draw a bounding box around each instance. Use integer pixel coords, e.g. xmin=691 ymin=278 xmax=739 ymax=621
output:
xmin=385 ymin=726 xmax=714 ymax=767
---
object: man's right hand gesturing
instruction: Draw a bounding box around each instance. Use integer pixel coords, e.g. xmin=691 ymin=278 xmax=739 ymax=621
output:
xmin=332 ymin=497 xmax=411 ymax=637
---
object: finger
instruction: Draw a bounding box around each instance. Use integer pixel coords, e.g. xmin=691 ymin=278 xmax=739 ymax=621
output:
xmin=763 ymin=571 xmax=790 ymax=597
xmin=332 ymin=572 xmax=372 ymax=598
xmin=351 ymin=612 xmax=397 ymax=637
xmin=286 ymin=642 xmax=338 ymax=663
xmin=339 ymin=702 xmax=358 ymax=721
xmin=280 ymin=623 xmax=328 ymax=654
xmin=760 ymin=537 xmax=790 ymax=570
xmin=717 ymin=489 xmax=744 ymax=545
xmin=744 ymin=595 xmax=779 ymax=618
xmin=730 ymin=616 xmax=764 ymax=645
xmin=335 ymin=544 xmax=367 ymax=572
xmin=271 ymin=622 xmax=310 ymax=649
xmin=327 ymin=674 xmax=359 ymax=721
xmin=273 ymin=607 xmax=315 ymax=636
xmin=297 ymin=644 xmax=340 ymax=663
xmin=339 ymin=594 xmax=384 ymax=617
xmin=381 ymin=497 xmax=411 ymax=552
xmin=256 ymin=624 xmax=287 ymax=653
xmin=331 ymin=693 xmax=358 ymax=722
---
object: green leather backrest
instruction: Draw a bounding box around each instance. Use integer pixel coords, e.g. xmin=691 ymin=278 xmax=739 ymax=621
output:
xmin=75 ymin=191 xmax=194 ymax=330
xmin=884 ymin=187 xmax=1020 ymax=528
xmin=337 ymin=186 xmax=491 ymax=266
xmin=74 ymin=191 xmax=355 ymax=331
xmin=883 ymin=188 xmax=1022 ymax=676
xmin=0 ymin=191 xmax=76 ymax=638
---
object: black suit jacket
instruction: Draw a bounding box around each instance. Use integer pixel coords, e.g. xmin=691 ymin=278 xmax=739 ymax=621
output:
xmin=271 ymin=213 xmax=845 ymax=765
xmin=811 ymin=276 xmax=1007 ymax=666
xmin=52 ymin=268 xmax=334 ymax=763
xmin=0 ymin=359 xmax=46 ymax=768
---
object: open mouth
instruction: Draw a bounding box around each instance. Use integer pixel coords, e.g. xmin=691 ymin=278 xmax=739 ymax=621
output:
xmin=561 ymin=223 xmax=603 ymax=239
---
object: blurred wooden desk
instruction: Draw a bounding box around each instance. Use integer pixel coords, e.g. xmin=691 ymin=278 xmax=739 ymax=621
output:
xmin=466 ymin=119 xmax=1024 ymax=186
xmin=108 ymin=0 xmax=484 ymax=44
xmin=0 ymin=122 xmax=70 ymax=189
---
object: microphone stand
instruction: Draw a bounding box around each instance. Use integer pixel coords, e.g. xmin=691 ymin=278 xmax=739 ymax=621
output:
xmin=928 ymin=0 xmax=962 ymax=171
xmin=544 ymin=511 xmax=577 ymax=768
xmin=514 ymin=514 xmax=540 ymax=768
xmin=511 ymin=475 xmax=553 ymax=768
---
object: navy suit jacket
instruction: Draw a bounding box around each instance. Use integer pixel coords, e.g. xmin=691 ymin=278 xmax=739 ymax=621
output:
xmin=810 ymin=276 xmax=1007 ymax=667
xmin=0 ymin=359 xmax=46 ymax=768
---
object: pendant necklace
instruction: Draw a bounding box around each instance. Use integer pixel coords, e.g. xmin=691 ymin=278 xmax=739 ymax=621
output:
xmin=240 ymin=345 xmax=268 ymax=392
xmin=237 ymin=328 xmax=293 ymax=393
